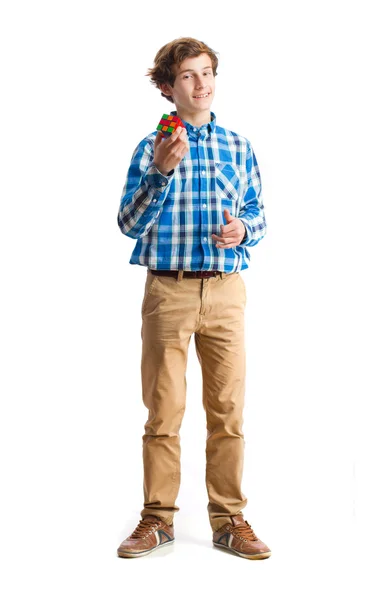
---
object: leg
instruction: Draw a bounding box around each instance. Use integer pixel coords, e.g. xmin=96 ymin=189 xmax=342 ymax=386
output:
xmin=194 ymin=272 xmax=248 ymax=532
xmin=140 ymin=271 xmax=199 ymax=525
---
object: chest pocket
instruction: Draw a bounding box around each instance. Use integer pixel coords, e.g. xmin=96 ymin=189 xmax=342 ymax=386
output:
xmin=215 ymin=162 xmax=241 ymax=216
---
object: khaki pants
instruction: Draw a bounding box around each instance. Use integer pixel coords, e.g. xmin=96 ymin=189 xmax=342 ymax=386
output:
xmin=139 ymin=269 xmax=248 ymax=532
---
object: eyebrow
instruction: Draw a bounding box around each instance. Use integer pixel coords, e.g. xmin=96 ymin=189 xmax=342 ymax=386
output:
xmin=177 ymin=66 xmax=213 ymax=75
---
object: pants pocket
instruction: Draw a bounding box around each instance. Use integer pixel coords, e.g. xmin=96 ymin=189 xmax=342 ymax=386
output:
xmin=141 ymin=272 xmax=158 ymax=315
xmin=237 ymin=273 xmax=247 ymax=303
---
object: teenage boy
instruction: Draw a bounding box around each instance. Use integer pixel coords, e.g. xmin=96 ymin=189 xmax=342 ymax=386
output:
xmin=117 ymin=37 xmax=270 ymax=560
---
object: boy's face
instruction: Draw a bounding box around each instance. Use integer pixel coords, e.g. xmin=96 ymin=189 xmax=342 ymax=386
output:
xmin=160 ymin=53 xmax=215 ymax=117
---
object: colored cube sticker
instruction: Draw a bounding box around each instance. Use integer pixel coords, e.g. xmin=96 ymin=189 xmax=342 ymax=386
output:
xmin=156 ymin=113 xmax=185 ymax=137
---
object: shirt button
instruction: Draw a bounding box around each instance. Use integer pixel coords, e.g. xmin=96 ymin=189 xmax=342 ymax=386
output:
xmin=193 ymin=127 xmax=197 ymax=131
xmin=153 ymin=199 xmax=157 ymax=203
xmin=203 ymin=203 xmax=207 ymax=208
xmin=201 ymin=170 xmax=206 ymax=175
xmin=203 ymin=237 xmax=207 ymax=242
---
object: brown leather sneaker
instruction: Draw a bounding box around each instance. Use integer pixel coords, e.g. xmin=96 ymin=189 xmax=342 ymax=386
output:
xmin=213 ymin=515 xmax=271 ymax=560
xmin=117 ymin=515 xmax=175 ymax=558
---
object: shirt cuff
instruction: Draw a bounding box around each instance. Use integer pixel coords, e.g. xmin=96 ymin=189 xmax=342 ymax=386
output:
xmin=239 ymin=218 xmax=251 ymax=245
xmin=146 ymin=164 xmax=174 ymax=190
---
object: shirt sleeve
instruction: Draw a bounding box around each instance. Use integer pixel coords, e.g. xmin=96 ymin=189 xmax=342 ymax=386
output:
xmin=238 ymin=140 xmax=267 ymax=247
xmin=117 ymin=138 xmax=175 ymax=239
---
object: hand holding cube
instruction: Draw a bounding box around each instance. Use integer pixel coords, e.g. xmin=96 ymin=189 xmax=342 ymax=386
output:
xmin=154 ymin=114 xmax=189 ymax=175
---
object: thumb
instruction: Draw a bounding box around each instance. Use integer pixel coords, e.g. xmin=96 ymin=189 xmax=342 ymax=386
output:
xmin=154 ymin=131 xmax=165 ymax=149
xmin=223 ymin=208 xmax=234 ymax=223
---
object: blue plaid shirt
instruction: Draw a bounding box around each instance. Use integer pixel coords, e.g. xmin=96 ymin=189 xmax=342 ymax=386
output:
xmin=118 ymin=111 xmax=267 ymax=272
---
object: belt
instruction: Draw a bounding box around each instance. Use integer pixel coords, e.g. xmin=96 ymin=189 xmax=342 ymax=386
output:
xmin=150 ymin=269 xmax=221 ymax=279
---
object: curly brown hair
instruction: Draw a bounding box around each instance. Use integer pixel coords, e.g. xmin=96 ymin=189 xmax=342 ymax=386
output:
xmin=146 ymin=37 xmax=219 ymax=104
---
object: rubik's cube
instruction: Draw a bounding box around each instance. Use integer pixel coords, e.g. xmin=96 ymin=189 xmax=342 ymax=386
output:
xmin=156 ymin=114 xmax=185 ymax=137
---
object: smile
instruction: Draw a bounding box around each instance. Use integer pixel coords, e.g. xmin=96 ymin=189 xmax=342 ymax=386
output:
xmin=193 ymin=92 xmax=211 ymax=99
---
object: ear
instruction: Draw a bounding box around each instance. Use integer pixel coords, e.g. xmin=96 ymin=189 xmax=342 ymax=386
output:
xmin=159 ymin=82 xmax=173 ymax=97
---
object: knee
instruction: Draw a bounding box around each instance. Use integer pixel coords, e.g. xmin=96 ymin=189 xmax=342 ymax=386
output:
xmin=145 ymin=403 xmax=186 ymax=436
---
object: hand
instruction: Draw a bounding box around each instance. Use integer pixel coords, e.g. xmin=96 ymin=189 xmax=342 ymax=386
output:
xmin=212 ymin=209 xmax=246 ymax=249
xmin=153 ymin=126 xmax=189 ymax=175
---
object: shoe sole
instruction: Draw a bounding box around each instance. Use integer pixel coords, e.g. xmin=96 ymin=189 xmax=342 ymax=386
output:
xmin=213 ymin=541 xmax=271 ymax=560
xmin=117 ymin=539 xmax=175 ymax=558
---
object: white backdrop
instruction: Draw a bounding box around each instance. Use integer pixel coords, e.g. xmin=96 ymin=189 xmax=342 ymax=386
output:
xmin=1 ymin=0 xmax=391 ymax=597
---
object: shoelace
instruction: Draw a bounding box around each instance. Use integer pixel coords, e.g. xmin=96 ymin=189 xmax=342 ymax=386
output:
xmin=130 ymin=518 xmax=161 ymax=539
xmin=231 ymin=520 xmax=258 ymax=541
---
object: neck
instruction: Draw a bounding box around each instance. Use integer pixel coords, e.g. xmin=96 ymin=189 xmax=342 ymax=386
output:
xmin=175 ymin=108 xmax=211 ymax=128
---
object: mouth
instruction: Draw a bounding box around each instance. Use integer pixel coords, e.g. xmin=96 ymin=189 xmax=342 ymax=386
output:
xmin=192 ymin=92 xmax=211 ymax=100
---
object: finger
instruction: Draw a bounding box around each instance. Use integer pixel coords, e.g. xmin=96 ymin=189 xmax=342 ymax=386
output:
xmin=167 ymin=126 xmax=185 ymax=146
xmin=217 ymin=239 xmax=238 ymax=246
xmin=220 ymin=223 xmax=237 ymax=234
xmin=212 ymin=234 xmax=238 ymax=245
xmin=215 ymin=242 xmax=237 ymax=249
xmin=154 ymin=131 xmax=164 ymax=148
xmin=177 ymin=128 xmax=189 ymax=145
xmin=213 ymin=231 xmax=238 ymax=240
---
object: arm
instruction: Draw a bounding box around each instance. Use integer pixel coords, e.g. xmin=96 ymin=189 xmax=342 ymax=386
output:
xmin=238 ymin=141 xmax=267 ymax=247
xmin=117 ymin=139 xmax=174 ymax=239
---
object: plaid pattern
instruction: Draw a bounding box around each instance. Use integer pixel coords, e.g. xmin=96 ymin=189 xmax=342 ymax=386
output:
xmin=118 ymin=111 xmax=267 ymax=272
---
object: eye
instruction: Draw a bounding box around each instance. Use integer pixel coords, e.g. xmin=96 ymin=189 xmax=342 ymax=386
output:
xmin=183 ymin=72 xmax=212 ymax=79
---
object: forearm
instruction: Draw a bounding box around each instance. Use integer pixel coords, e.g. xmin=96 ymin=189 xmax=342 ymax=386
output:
xmin=238 ymin=209 xmax=267 ymax=247
xmin=117 ymin=144 xmax=174 ymax=239
xmin=238 ymin=141 xmax=267 ymax=247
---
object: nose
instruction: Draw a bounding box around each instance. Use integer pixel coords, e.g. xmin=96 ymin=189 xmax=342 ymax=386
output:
xmin=194 ymin=75 xmax=206 ymax=89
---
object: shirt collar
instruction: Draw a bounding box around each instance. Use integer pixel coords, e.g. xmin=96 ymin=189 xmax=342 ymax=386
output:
xmin=169 ymin=110 xmax=216 ymax=139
